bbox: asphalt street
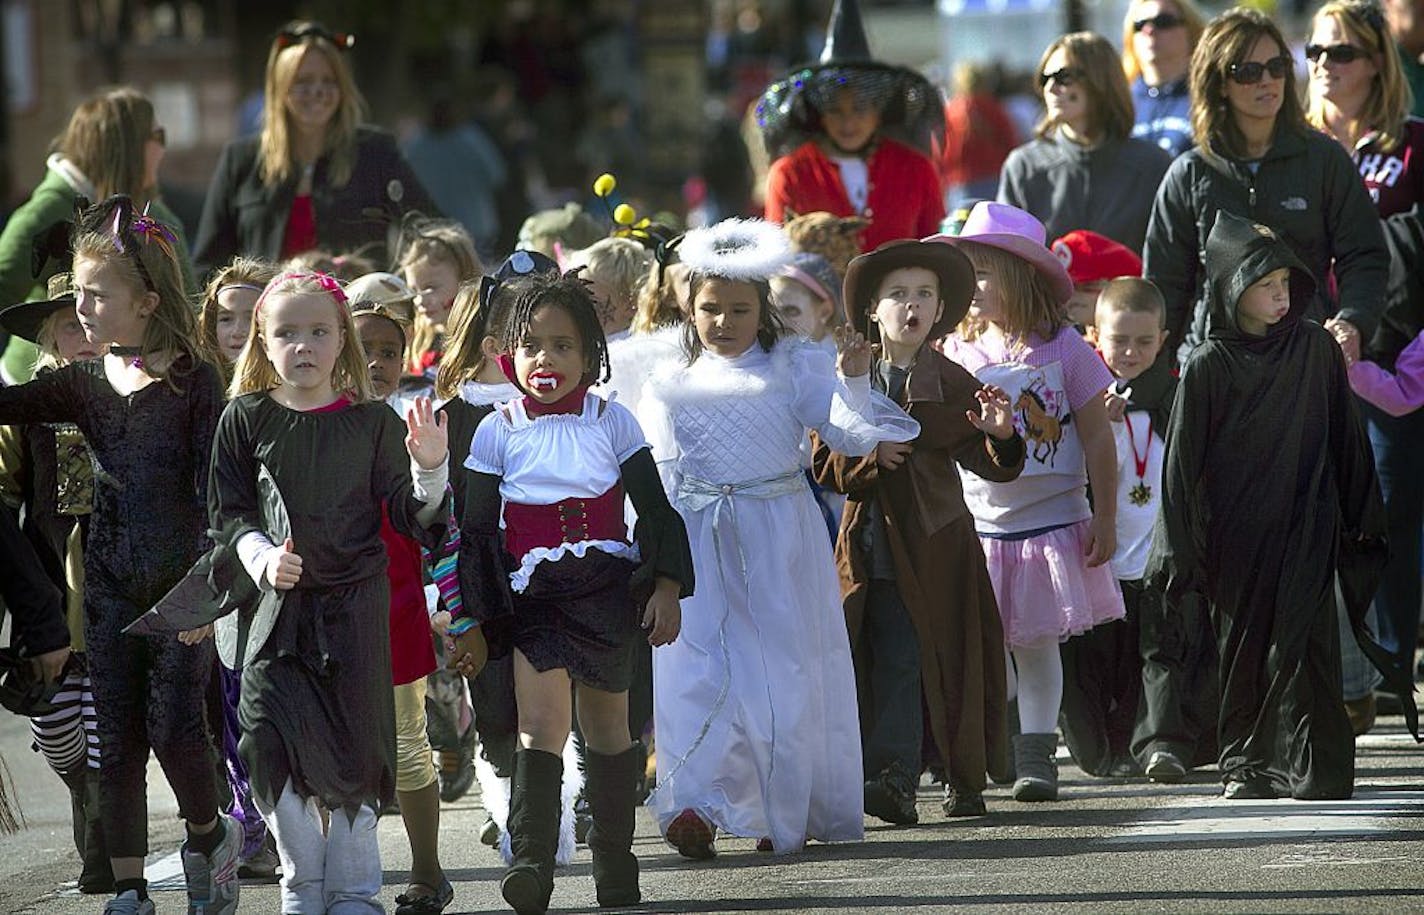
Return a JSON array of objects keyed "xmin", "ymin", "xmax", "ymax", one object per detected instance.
[{"xmin": 0, "ymin": 709, "xmax": 1420, "ymax": 914}]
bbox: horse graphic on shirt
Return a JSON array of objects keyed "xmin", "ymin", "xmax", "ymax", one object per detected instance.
[{"xmin": 1016, "ymin": 382, "xmax": 1071, "ymax": 466}]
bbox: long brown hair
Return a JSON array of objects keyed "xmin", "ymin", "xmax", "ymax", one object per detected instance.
[
  {"xmin": 54, "ymin": 87, "xmax": 158, "ymax": 202},
  {"xmin": 1121, "ymin": 0, "xmax": 1208, "ymax": 84},
  {"xmin": 1305, "ymin": 0, "xmax": 1414, "ymax": 152},
  {"xmin": 1190, "ymin": 8, "xmax": 1307, "ymax": 162},
  {"xmin": 396, "ymin": 218, "xmax": 483, "ymax": 370},
  {"xmin": 198, "ymin": 256, "xmax": 279, "ymax": 372},
  {"xmin": 258, "ymin": 22, "xmax": 366, "ymax": 189},
  {"xmin": 1035, "ymin": 32, "xmax": 1136, "ymax": 143},
  {"xmin": 955, "ymin": 241, "xmax": 1065, "ymax": 343}
]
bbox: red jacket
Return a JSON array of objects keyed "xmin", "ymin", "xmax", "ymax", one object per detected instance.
[
  {"xmin": 939, "ymin": 93, "xmax": 1019, "ymax": 189},
  {"xmin": 765, "ymin": 138, "xmax": 945, "ymax": 251},
  {"xmin": 381, "ymin": 507, "xmax": 437, "ymax": 686}
]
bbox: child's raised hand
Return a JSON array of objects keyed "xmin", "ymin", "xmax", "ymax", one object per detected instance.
[
  {"xmin": 968, "ymin": 384, "xmax": 1015, "ymax": 440},
  {"xmin": 405, "ymin": 396, "xmax": 449, "ymax": 470},
  {"xmin": 1103, "ymin": 388, "xmax": 1128, "ymax": 423},
  {"xmin": 875, "ymin": 440, "xmax": 913, "ymax": 470},
  {"xmin": 266, "ymin": 537, "xmax": 303, "ymax": 590},
  {"xmin": 833, "ymin": 325, "xmax": 872, "ymax": 378},
  {"xmin": 448, "ymin": 627, "xmax": 488, "ymax": 678},
  {"xmin": 643, "ymin": 577, "xmax": 682, "ymax": 647}
]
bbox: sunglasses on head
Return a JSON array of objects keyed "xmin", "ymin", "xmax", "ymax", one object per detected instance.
[
  {"xmin": 1305, "ymin": 43, "xmax": 1370, "ymax": 64},
  {"xmin": 1133, "ymin": 12, "xmax": 1184, "ymax": 32},
  {"xmin": 1227, "ymin": 55, "xmax": 1292, "ymax": 84},
  {"xmin": 1039, "ymin": 67, "xmax": 1084, "ymax": 89},
  {"xmin": 275, "ymin": 24, "xmax": 355, "ymax": 52}
]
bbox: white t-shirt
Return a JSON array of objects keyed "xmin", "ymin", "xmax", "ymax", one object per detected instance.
[{"xmin": 1109, "ymin": 409, "xmax": 1165, "ymax": 581}]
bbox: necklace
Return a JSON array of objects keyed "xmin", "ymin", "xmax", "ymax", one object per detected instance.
[{"xmin": 1125, "ymin": 412, "xmax": 1153, "ymax": 506}]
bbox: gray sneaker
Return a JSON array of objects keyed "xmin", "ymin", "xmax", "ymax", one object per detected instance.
[
  {"xmin": 182, "ymin": 812, "xmax": 242, "ymax": 915},
  {"xmin": 103, "ymin": 890, "xmax": 156, "ymax": 915}
]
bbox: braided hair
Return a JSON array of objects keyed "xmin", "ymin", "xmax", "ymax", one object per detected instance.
[{"xmin": 501, "ymin": 271, "xmax": 612, "ymax": 385}]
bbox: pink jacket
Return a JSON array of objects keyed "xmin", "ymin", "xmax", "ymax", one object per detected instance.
[{"xmin": 1349, "ymin": 331, "xmax": 1424, "ymax": 416}]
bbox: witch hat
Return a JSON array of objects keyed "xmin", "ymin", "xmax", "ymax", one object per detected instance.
[{"xmin": 821, "ymin": 0, "xmax": 872, "ymax": 63}]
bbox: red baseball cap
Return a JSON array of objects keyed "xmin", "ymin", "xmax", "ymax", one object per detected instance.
[{"xmin": 1050, "ymin": 230, "xmax": 1143, "ymax": 285}]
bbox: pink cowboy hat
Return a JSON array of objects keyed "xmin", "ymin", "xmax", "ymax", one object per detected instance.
[{"xmin": 925, "ymin": 201, "xmax": 1075, "ymax": 306}]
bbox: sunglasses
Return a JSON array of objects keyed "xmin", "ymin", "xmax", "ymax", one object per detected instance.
[
  {"xmin": 1227, "ymin": 55, "xmax": 1292, "ymax": 84},
  {"xmin": 1305, "ymin": 43, "xmax": 1371, "ymax": 65},
  {"xmin": 1039, "ymin": 67, "xmax": 1084, "ymax": 88},
  {"xmin": 150, "ymin": 126, "xmax": 166, "ymax": 147},
  {"xmin": 275, "ymin": 24, "xmax": 355, "ymax": 51},
  {"xmin": 1133, "ymin": 13, "xmax": 1184, "ymax": 32}
]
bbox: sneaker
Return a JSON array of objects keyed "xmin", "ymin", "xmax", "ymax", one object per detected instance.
[
  {"xmin": 237, "ymin": 833, "xmax": 280, "ymax": 881},
  {"xmin": 1222, "ymin": 775, "xmax": 1275, "ymax": 800},
  {"xmin": 479, "ymin": 813, "xmax": 501, "ymax": 847},
  {"xmin": 103, "ymin": 891, "xmax": 156, "ymax": 915},
  {"xmin": 666, "ymin": 808, "xmax": 716, "ymax": 859},
  {"xmin": 1145, "ymin": 750, "xmax": 1186, "ymax": 784},
  {"xmin": 863, "ymin": 763, "xmax": 919, "ymax": 825},
  {"xmin": 182, "ymin": 812, "xmax": 241, "ymax": 915},
  {"xmin": 1108, "ymin": 755, "xmax": 1144, "ymax": 779},
  {"xmin": 941, "ymin": 785, "xmax": 987, "ymax": 817}
]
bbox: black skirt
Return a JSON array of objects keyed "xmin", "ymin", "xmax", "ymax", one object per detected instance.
[{"xmin": 512, "ymin": 550, "xmax": 641, "ymax": 692}]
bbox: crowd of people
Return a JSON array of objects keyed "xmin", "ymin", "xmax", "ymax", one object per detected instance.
[{"xmin": 0, "ymin": 0, "xmax": 1422, "ymax": 913}]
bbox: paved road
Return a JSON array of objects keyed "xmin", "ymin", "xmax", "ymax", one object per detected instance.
[{"xmin": 1, "ymin": 709, "xmax": 1421, "ymax": 914}]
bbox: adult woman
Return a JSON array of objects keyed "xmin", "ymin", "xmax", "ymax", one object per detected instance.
[
  {"xmin": 1121, "ymin": 0, "xmax": 1207, "ymax": 157},
  {"xmin": 1143, "ymin": 7, "xmax": 1389, "ymax": 363},
  {"xmin": 193, "ymin": 21, "xmax": 436, "ymax": 276},
  {"xmin": 0, "ymin": 88, "xmax": 191, "ymax": 386},
  {"xmin": 997, "ymin": 32, "xmax": 1172, "ymax": 253},
  {"xmin": 1305, "ymin": 0, "xmax": 1424, "ymax": 728}
]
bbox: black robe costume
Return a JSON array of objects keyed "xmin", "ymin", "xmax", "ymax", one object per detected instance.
[
  {"xmin": 1146, "ymin": 211, "xmax": 1415, "ymax": 801},
  {"xmin": 208, "ymin": 393, "xmax": 447, "ymax": 817}
]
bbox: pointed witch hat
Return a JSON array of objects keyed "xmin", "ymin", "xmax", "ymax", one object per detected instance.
[{"xmin": 755, "ymin": 0, "xmax": 943, "ymax": 160}]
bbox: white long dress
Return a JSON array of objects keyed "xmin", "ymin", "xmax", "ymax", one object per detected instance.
[{"xmin": 641, "ymin": 338, "xmax": 918, "ymax": 853}]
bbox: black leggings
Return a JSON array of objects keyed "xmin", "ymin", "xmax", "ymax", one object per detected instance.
[{"xmin": 84, "ymin": 572, "xmax": 220, "ymax": 857}]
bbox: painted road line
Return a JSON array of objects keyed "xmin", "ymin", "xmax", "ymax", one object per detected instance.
[{"xmin": 1105, "ymin": 789, "xmax": 1423, "ymax": 844}]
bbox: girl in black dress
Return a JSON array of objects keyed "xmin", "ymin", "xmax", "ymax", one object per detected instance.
[
  {"xmin": 0, "ymin": 197, "xmax": 237, "ymax": 915},
  {"xmin": 211, "ymin": 270, "xmax": 449, "ymax": 913}
]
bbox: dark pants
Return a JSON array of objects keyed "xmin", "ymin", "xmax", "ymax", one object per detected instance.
[
  {"xmin": 1362, "ymin": 403, "xmax": 1424, "ymax": 672},
  {"xmin": 857, "ymin": 579, "xmax": 923, "ymax": 778},
  {"xmin": 1060, "ymin": 585, "xmax": 1143, "ymax": 776},
  {"xmin": 85, "ymin": 573, "xmax": 220, "ymax": 857},
  {"xmin": 1131, "ymin": 582, "xmax": 1219, "ymax": 769}
]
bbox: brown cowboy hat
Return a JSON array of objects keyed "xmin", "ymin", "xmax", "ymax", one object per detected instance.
[{"xmin": 842, "ymin": 239, "xmax": 975, "ymax": 343}]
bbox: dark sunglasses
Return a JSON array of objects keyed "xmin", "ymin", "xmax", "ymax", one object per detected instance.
[
  {"xmin": 275, "ymin": 24, "xmax": 355, "ymax": 51},
  {"xmin": 1133, "ymin": 13, "xmax": 1184, "ymax": 32},
  {"xmin": 1305, "ymin": 43, "xmax": 1370, "ymax": 64},
  {"xmin": 1039, "ymin": 67, "xmax": 1084, "ymax": 88},
  {"xmin": 150, "ymin": 126, "xmax": 166, "ymax": 147},
  {"xmin": 1227, "ymin": 55, "xmax": 1292, "ymax": 84}
]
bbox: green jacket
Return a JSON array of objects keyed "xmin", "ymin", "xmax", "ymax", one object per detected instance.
[{"xmin": 0, "ymin": 167, "xmax": 196, "ymax": 383}]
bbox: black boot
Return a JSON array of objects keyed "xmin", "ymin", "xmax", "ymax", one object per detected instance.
[
  {"xmin": 60, "ymin": 767, "xmax": 114, "ymax": 894},
  {"xmin": 501, "ymin": 749, "xmax": 563, "ymax": 915},
  {"xmin": 584, "ymin": 743, "xmax": 644, "ymax": 908}
]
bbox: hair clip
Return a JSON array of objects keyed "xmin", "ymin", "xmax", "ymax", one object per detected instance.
[
  {"xmin": 275, "ymin": 23, "xmax": 355, "ymax": 52},
  {"xmin": 256, "ymin": 270, "xmax": 350, "ymax": 316}
]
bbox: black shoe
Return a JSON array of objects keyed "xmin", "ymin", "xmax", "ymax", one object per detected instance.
[
  {"xmin": 394, "ymin": 878, "xmax": 454, "ymax": 915},
  {"xmin": 573, "ymin": 788, "xmax": 592, "ymax": 846},
  {"xmin": 502, "ymin": 749, "xmax": 563, "ymax": 915},
  {"xmin": 584, "ymin": 743, "xmax": 644, "ymax": 908},
  {"xmin": 941, "ymin": 785, "xmax": 987, "ymax": 817},
  {"xmin": 1222, "ymin": 776, "xmax": 1275, "ymax": 799},
  {"xmin": 863, "ymin": 762, "xmax": 919, "ymax": 825},
  {"xmin": 1108, "ymin": 755, "xmax": 1143, "ymax": 779},
  {"xmin": 1145, "ymin": 750, "xmax": 1186, "ymax": 784}
]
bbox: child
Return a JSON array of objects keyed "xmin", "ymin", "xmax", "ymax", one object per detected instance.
[
  {"xmin": 212, "ymin": 271, "xmax": 450, "ymax": 911},
  {"xmin": 1049, "ymin": 230, "xmax": 1143, "ymax": 333},
  {"xmin": 934, "ymin": 201, "xmax": 1124, "ymax": 802},
  {"xmin": 351, "ymin": 294, "xmax": 456, "ymax": 915},
  {"xmin": 1334, "ymin": 322, "xmax": 1424, "ymax": 417},
  {"xmin": 0, "ymin": 271, "xmax": 109, "ymax": 892},
  {"xmin": 771, "ymin": 251, "xmax": 844, "ymax": 346},
  {"xmin": 1148, "ymin": 212, "xmax": 1400, "ymax": 800},
  {"xmin": 198, "ymin": 256, "xmax": 279, "ymax": 371},
  {"xmin": 818, "ymin": 239, "xmax": 1024, "ymax": 822},
  {"xmin": 570, "ymin": 237, "xmax": 650, "ymax": 342},
  {"xmin": 0, "ymin": 197, "xmax": 238, "ymax": 914},
  {"xmin": 1056, "ymin": 278, "xmax": 1176, "ymax": 779},
  {"xmin": 397, "ymin": 217, "xmax": 484, "ymax": 380},
  {"xmin": 640, "ymin": 218, "xmax": 918, "ymax": 856},
  {"xmin": 445, "ymin": 271, "xmax": 692, "ymax": 914}
]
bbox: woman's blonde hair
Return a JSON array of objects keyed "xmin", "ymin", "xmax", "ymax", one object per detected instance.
[
  {"xmin": 1121, "ymin": 0, "xmax": 1208, "ymax": 84},
  {"xmin": 72, "ymin": 205, "xmax": 208, "ymax": 389},
  {"xmin": 1305, "ymin": 0, "xmax": 1414, "ymax": 152},
  {"xmin": 1035, "ymin": 32, "xmax": 1136, "ymax": 143},
  {"xmin": 228, "ymin": 272, "xmax": 373, "ymax": 402},
  {"xmin": 1190, "ymin": 8, "xmax": 1307, "ymax": 162},
  {"xmin": 259, "ymin": 23, "xmax": 366, "ymax": 189},
  {"xmin": 397, "ymin": 219, "xmax": 483, "ymax": 367},
  {"xmin": 198, "ymin": 256, "xmax": 280, "ymax": 368},
  {"xmin": 54, "ymin": 87, "xmax": 159, "ymax": 202},
  {"xmin": 955, "ymin": 241, "xmax": 1065, "ymax": 342}
]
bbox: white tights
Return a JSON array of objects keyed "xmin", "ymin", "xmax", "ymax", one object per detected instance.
[
  {"xmin": 1005, "ymin": 640, "xmax": 1063, "ymax": 735},
  {"xmin": 254, "ymin": 780, "xmax": 383, "ymax": 914}
]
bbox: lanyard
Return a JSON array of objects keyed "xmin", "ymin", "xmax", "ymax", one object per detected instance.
[{"xmin": 1125, "ymin": 413, "xmax": 1152, "ymax": 481}]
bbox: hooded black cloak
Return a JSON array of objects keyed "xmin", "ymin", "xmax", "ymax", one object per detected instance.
[{"xmin": 1146, "ymin": 211, "xmax": 1417, "ymax": 800}]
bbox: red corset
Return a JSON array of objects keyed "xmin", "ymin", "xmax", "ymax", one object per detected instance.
[{"xmin": 502, "ymin": 484, "xmax": 628, "ymax": 560}]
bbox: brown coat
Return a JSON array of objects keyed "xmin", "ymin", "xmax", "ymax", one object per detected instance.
[{"xmin": 813, "ymin": 350, "xmax": 1024, "ymax": 790}]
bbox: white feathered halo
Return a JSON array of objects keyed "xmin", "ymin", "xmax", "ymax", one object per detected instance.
[{"xmin": 678, "ymin": 218, "xmax": 792, "ymax": 282}]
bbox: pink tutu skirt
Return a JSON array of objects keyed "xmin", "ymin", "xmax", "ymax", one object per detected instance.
[{"xmin": 980, "ymin": 519, "xmax": 1125, "ymax": 649}]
